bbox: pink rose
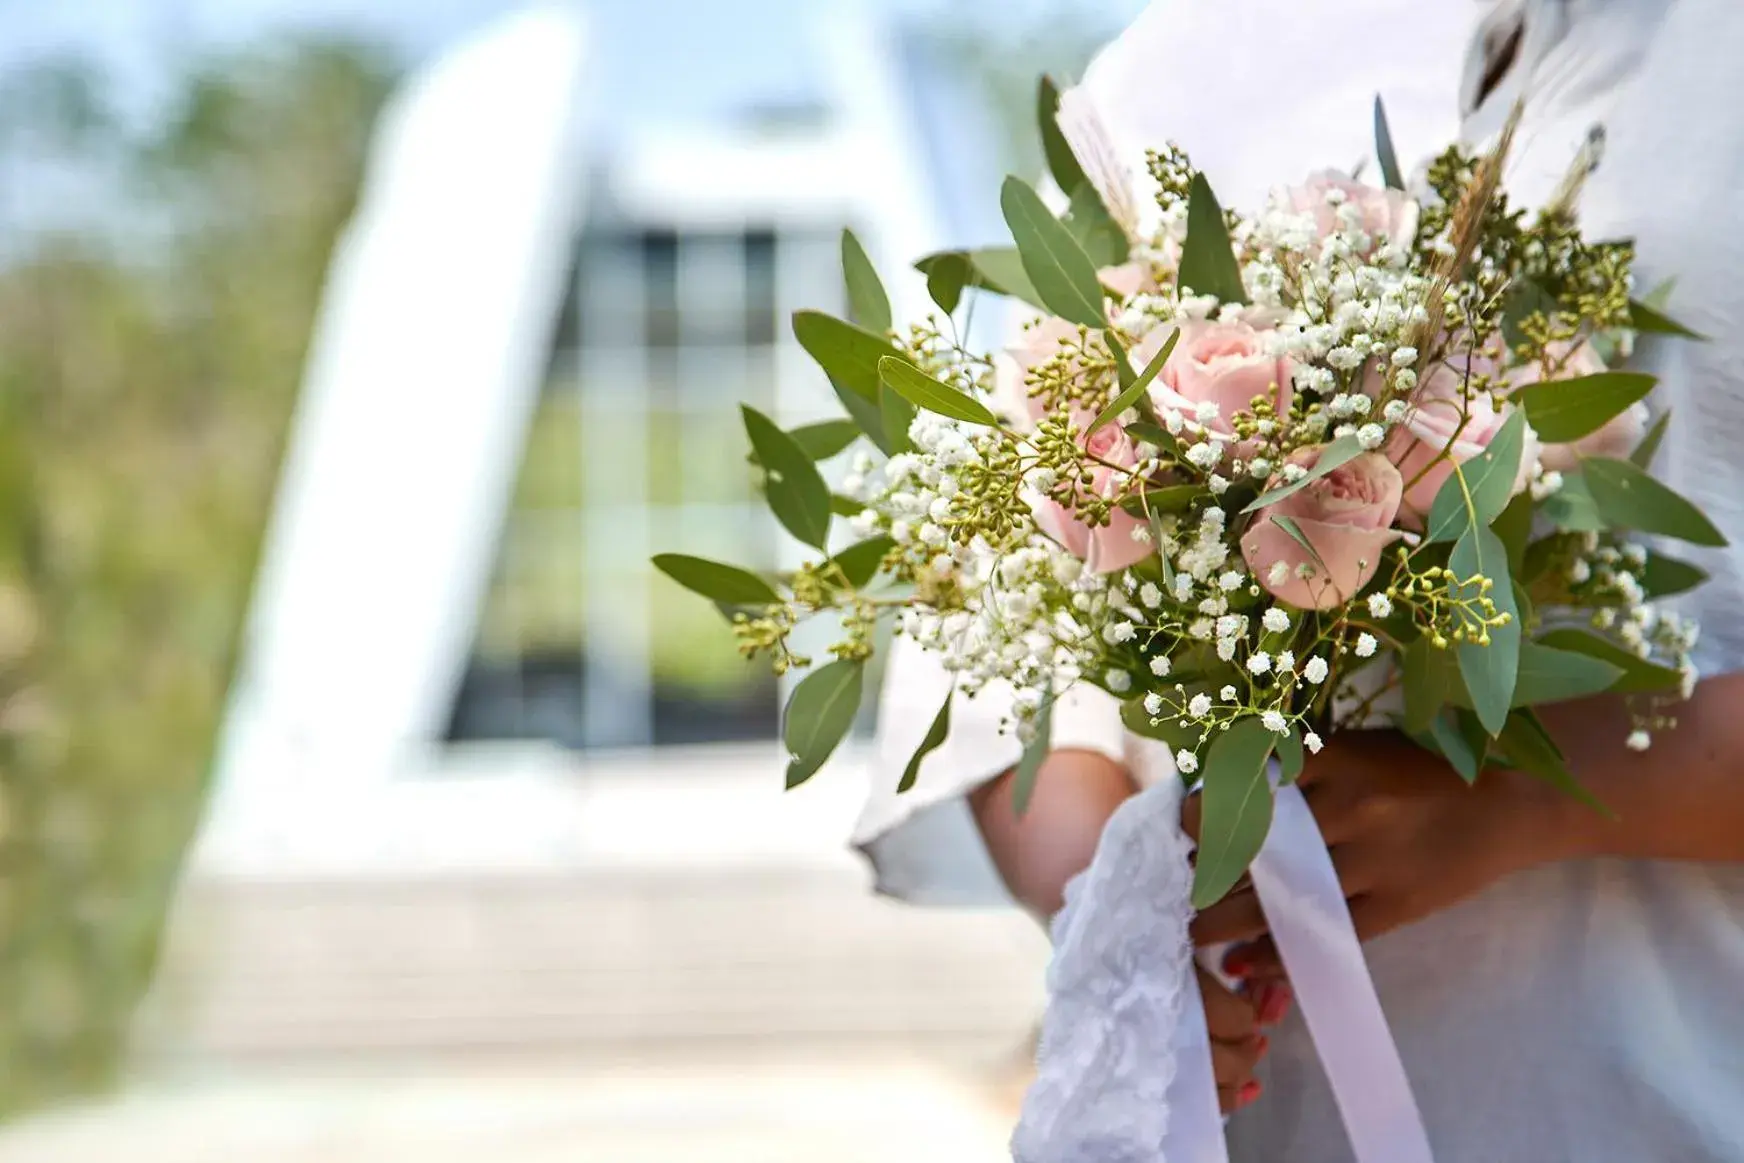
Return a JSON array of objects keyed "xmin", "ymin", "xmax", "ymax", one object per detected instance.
[
  {"xmin": 1507, "ymin": 342, "xmax": 1646, "ymax": 471},
  {"xmin": 1386, "ymin": 353, "xmax": 1539, "ymax": 525},
  {"xmin": 1036, "ymin": 421, "xmax": 1151, "ymax": 574},
  {"xmin": 1241, "ymin": 449, "xmax": 1404, "ymax": 611},
  {"xmin": 1146, "ymin": 320, "xmax": 1293, "ymax": 442},
  {"xmin": 1282, "ymin": 170, "xmax": 1420, "ymax": 250},
  {"xmin": 1099, "ymin": 261, "xmax": 1158, "ymax": 300}
]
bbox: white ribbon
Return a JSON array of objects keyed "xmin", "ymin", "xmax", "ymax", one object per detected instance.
[{"xmin": 1164, "ymin": 778, "xmax": 1434, "ymax": 1163}]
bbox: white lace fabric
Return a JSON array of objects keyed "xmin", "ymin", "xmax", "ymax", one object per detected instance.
[{"xmin": 1013, "ymin": 779, "xmax": 1197, "ymax": 1163}]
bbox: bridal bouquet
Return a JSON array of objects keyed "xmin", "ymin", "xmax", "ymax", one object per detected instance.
[{"xmin": 657, "ymin": 89, "xmax": 1715, "ymax": 908}]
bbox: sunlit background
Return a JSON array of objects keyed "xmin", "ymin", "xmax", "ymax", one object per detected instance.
[{"xmin": 0, "ymin": 0, "xmax": 1144, "ymax": 1159}]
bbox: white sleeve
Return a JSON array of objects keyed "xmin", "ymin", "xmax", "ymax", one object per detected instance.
[{"xmin": 851, "ymin": 634, "xmax": 1127, "ymax": 849}]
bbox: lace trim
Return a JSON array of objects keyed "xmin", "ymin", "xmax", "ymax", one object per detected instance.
[{"xmin": 1012, "ymin": 779, "xmax": 1196, "ymax": 1163}]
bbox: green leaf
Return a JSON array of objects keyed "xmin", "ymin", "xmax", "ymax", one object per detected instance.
[
  {"xmin": 1191, "ymin": 717, "xmax": 1277, "ymax": 908},
  {"xmin": 1428, "ymin": 709, "xmax": 1482, "ymax": 782},
  {"xmin": 653, "ymin": 553, "xmax": 780, "ymax": 606},
  {"xmin": 1501, "ymin": 278, "xmax": 1558, "ymax": 351},
  {"xmin": 1542, "ymin": 470, "xmax": 1606, "ymax": 532},
  {"xmin": 748, "ymin": 419, "xmax": 860, "ymax": 471},
  {"xmin": 1629, "ymin": 298, "xmax": 1705, "ymax": 340},
  {"xmin": 830, "ymin": 494, "xmax": 866, "ymax": 518},
  {"xmin": 1269, "ymin": 513, "xmax": 1332, "ymax": 578},
  {"xmin": 791, "ymin": 309, "xmax": 900, "ymax": 401},
  {"xmin": 1497, "ymin": 710, "xmax": 1613, "ymax": 817},
  {"xmin": 916, "ymin": 250, "xmax": 972, "ymax": 315},
  {"xmin": 1402, "ymin": 637, "xmax": 1461, "ymax": 735},
  {"xmin": 897, "ymin": 693, "xmax": 951, "ymax": 793},
  {"xmin": 1011, "ymin": 695, "xmax": 1054, "ymax": 818},
  {"xmin": 1451, "ymin": 524, "xmax": 1519, "ymax": 735},
  {"xmin": 1514, "ymin": 371, "xmax": 1656, "ymax": 444},
  {"xmin": 833, "ymin": 380, "xmax": 893, "ymax": 453},
  {"xmin": 1120, "ymin": 484, "xmax": 1198, "ymax": 517},
  {"xmin": 1639, "ymin": 551, "xmax": 1708, "ymax": 599},
  {"xmin": 743, "ymin": 405, "xmax": 832, "ymax": 550},
  {"xmin": 1091, "ymin": 328, "xmax": 1178, "ymax": 434},
  {"xmin": 1584, "ymin": 456, "xmax": 1727, "ymax": 547},
  {"xmin": 1493, "ymin": 489, "xmax": 1534, "ymax": 577},
  {"xmin": 1177, "ymin": 173, "xmax": 1248, "ymax": 306},
  {"xmin": 1242, "ymin": 433, "xmax": 1365, "ymax": 513},
  {"xmin": 1066, "ymin": 182, "xmax": 1129, "ymax": 268},
  {"xmin": 1037, "ymin": 75, "xmax": 1089, "ymax": 200},
  {"xmin": 1536, "ymin": 628, "xmax": 1683, "ymax": 695},
  {"xmin": 1373, "ymin": 95, "xmax": 1404, "ymax": 191},
  {"xmin": 1512, "ymin": 641, "xmax": 1624, "ymax": 705},
  {"xmin": 1275, "ymin": 728, "xmax": 1305, "ymax": 784},
  {"xmin": 1424, "ymin": 409, "xmax": 1528, "ymax": 544},
  {"xmin": 783, "ymin": 659, "xmax": 865, "ymax": 789},
  {"xmin": 840, "ymin": 228, "xmax": 891, "ymax": 334},
  {"xmin": 1631, "ymin": 409, "xmax": 1670, "ymax": 469},
  {"xmin": 880, "ymin": 384, "xmax": 915, "ymax": 453},
  {"xmin": 1000, "ymin": 176, "xmax": 1109, "ymax": 328},
  {"xmin": 829, "ymin": 536, "xmax": 895, "ymax": 589},
  {"xmin": 964, "ymin": 247, "xmax": 1046, "ymax": 309},
  {"xmin": 878, "ymin": 357, "xmax": 999, "ymax": 426}
]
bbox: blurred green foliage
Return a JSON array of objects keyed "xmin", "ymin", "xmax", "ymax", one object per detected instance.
[{"xmin": 0, "ymin": 38, "xmax": 398, "ymax": 1118}]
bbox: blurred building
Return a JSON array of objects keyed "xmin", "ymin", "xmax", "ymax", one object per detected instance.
[{"xmin": 153, "ymin": 0, "xmax": 1047, "ymax": 1095}]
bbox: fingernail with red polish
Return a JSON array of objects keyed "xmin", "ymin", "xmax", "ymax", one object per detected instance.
[
  {"xmin": 1237, "ymin": 1080, "xmax": 1263, "ymax": 1108},
  {"xmin": 1222, "ymin": 948, "xmax": 1252, "ymax": 978},
  {"xmin": 1261, "ymin": 985, "xmax": 1293, "ymax": 1026}
]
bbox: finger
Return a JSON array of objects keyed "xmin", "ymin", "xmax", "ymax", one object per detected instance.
[
  {"xmin": 1197, "ymin": 965, "xmax": 1258, "ymax": 1041},
  {"xmin": 1181, "ymin": 792, "xmax": 1201, "ymax": 842},
  {"xmin": 1210, "ymin": 1033, "xmax": 1267, "ymax": 1091},
  {"xmin": 1219, "ymin": 1079, "xmax": 1264, "ymax": 1115},
  {"xmin": 1191, "ymin": 886, "xmax": 1269, "ymax": 948}
]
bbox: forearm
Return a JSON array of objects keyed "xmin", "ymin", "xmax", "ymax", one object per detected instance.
[
  {"xmin": 970, "ymin": 749, "xmax": 1136, "ymax": 921},
  {"xmin": 1538, "ymin": 673, "xmax": 1744, "ymax": 865}
]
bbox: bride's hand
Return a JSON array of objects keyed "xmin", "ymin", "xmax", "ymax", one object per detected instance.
[
  {"xmin": 1201, "ymin": 965, "xmax": 1279, "ymax": 1113},
  {"xmin": 1184, "ymin": 729, "xmax": 1581, "ymax": 982}
]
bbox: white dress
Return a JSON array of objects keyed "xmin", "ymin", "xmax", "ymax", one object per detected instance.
[
  {"xmin": 853, "ymin": 0, "xmax": 1481, "ymax": 906},
  {"xmin": 863, "ymin": 2, "xmax": 1744, "ymax": 1160}
]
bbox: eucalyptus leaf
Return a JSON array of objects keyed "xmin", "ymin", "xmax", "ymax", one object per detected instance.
[
  {"xmin": 783, "ymin": 659, "xmax": 865, "ymax": 789},
  {"xmin": 840, "ymin": 228, "xmax": 891, "ymax": 334},
  {"xmin": 1066, "ymin": 182, "xmax": 1129, "ymax": 268},
  {"xmin": 1275, "ymin": 728, "xmax": 1305, "ymax": 784},
  {"xmin": 897, "ymin": 693, "xmax": 952, "ymax": 793},
  {"xmin": 829, "ymin": 536, "xmax": 895, "ymax": 589},
  {"xmin": 916, "ymin": 250, "xmax": 972, "ymax": 315},
  {"xmin": 1191, "ymin": 717, "xmax": 1277, "ymax": 908},
  {"xmin": 833, "ymin": 380, "xmax": 893, "ymax": 453},
  {"xmin": 1536, "ymin": 628, "xmax": 1683, "ymax": 695},
  {"xmin": 1638, "ymin": 551, "xmax": 1708, "ymax": 599},
  {"xmin": 1511, "ymin": 641, "xmax": 1624, "ymax": 705},
  {"xmin": 1424, "ymin": 409, "xmax": 1528, "ymax": 544},
  {"xmin": 878, "ymin": 357, "xmax": 999, "ymax": 426},
  {"xmin": 791, "ymin": 309, "xmax": 900, "ymax": 401},
  {"xmin": 1428, "ymin": 709, "xmax": 1481, "ymax": 782},
  {"xmin": 743, "ymin": 405, "xmax": 832, "ymax": 550},
  {"xmin": 1451, "ymin": 524, "xmax": 1519, "ymax": 735},
  {"xmin": 1542, "ymin": 470, "xmax": 1606, "ymax": 532},
  {"xmin": 1629, "ymin": 298, "xmax": 1705, "ymax": 340},
  {"xmin": 1403, "ymin": 637, "xmax": 1461, "ymax": 735},
  {"xmin": 880, "ymin": 384, "xmax": 915, "ymax": 453},
  {"xmin": 1497, "ymin": 709, "xmax": 1612, "ymax": 816},
  {"xmin": 747, "ymin": 419, "xmax": 860, "ymax": 470},
  {"xmin": 1514, "ymin": 371, "xmax": 1655, "ymax": 444},
  {"xmin": 1001, "ymin": 175, "xmax": 1109, "ymax": 328},
  {"xmin": 1584, "ymin": 456, "xmax": 1727, "ymax": 547},
  {"xmin": 1177, "ymin": 173, "xmax": 1248, "ymax": 306},
  {"xmin": 653, "ymin": 553, "xmax": 780, "ymax": 606},
  {"xmin": 966, "ymin": 247, "xmax": 1046, "ymax": 309},
  {"xmin": 1493, "ymin": 489, "xmax": 1534, "ymax": 577},
  {"xmin": 1090, "ymin": 328, "xmax": 1178, "ymax": 434},
  {"xmin": 1373, "ymin": 95, "xmax": 1404, "ymax": 190},
  {"xmin": 1120, "ymin": 484, "xmax": 1199, "ymax": 517},
  {"xmin": 1631, "ymin": 409, "xmax": 1670, "ymax": 469},
  {"xmin": 1242, "ymin": 433, "xmax": 1365, "ymax": 513},
  {"xmin": 1037, "ymin": 75, "xmax": 1089, "ymax": 199},
  {"xmin": 1011, "ymin": 695, "xmax": 1054, "ymax": 818}
]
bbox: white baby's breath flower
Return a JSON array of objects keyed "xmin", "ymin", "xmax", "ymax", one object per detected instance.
[
  {"xmin": 1366, "ymin": 593, "xmax": 1393, "ymax": 619},
  {"xmin": 1280, "ymin": 463, "xmax": 1308, "ymax": 484},
  {"xmin": 1186, "ymin": 442, "xmax": 1222, "ymax": 470},
  {"xmin": 1357, "ymin": 423, "xmax": 1386, "ymax": 450},
  {"xmin": 1195, "ymin": 400, "xmax": 1222, "ymax": 425},
  {"xmin": 1106, "ymin": 669, "xmax": 1132, "ymax": 693},
  {"xmin": 1391, "ymin": 346, "xmax": 1419, "ymax": 368},
  {"xmin": 1219, "ymin": 571, "xmax": 1245, "ymax": 592},
  {"xmin": 1140, "ymin": 583, "xmax": 1164, "ymax": 609},
  {"xmin": 1150, "ymin": 655, "xmax": 1172, "ymax": 677},
  {"xmin": 1209, "ymin": 474, "xmax": 1231, "ymax": 495},
  {"xmin": 1262, "ymin": 608, "xmax": 1291, "ymax": 634},
  {"xmin": 1143, "ymin": 692, "xmax": 1165, "ymax": 717},
  {"xmin": 1304, "ymin": 731, "xmax": 1324, "ymax": 754},
  {"xmin": 1103, "ymin": 621, "xmax": 1137, "ymax": 645},
  {"xmin": 1247, "ymin": 652, "xmax": 1273, "ymax": 675},
  {"xmin": 1262, "ymin": 709, "xmax": 1288, "ymax": 734},
  {"xmin": 1355, "ymin": 633, "xmax": 1378, "ymax": 658},
  {"xmin": 1220, "ymin": 684, "xmax": 1238, "ymax": 701},
  {"xmin": 1275, "ymin": 650, "xmax": 1294, "ymax": 674},
  {"xmin": 1248, "ymin": 457, "xmax": 1273, "ymax": 479},
  {"xmin": 1216, "ymin": 637, "xmax": 1239, "ymax": 662},
  {"xmin": 1176, "ymin": 749, "xmax": 1200, "ymax": 775},
  {"xmin": 1382, "ymin": 399, "xmax": 1409, "ymax": 423},
  {"xmin": 1568, "ymin": 558, "xmax": 1593, "ymax": 585},
  {"xmin": 1626, "ymin": 729, "xmax": 1652, "ymax": 752},
  {"xmin": 1188, "ymin": 693, "xmax": 1213, "ymax": 719},
  {"xmin": 1267, "ymin": 561, "xmax": 1291, "ymax": 585}
]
